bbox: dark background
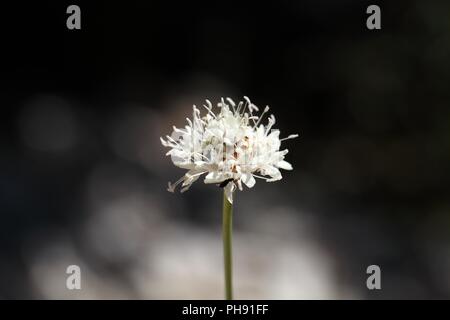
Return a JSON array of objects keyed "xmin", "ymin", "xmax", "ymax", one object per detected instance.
[{"xmin": 1, "ymin": 0, "xmax": 450, "ymax": 299}]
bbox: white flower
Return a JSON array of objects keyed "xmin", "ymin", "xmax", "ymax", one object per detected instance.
[{"xmin": 161, "ymin": 97, "xmax": 298, "ymax": 203}]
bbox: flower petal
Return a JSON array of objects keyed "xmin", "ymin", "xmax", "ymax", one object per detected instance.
[
  {"xmin": 204, "ymin": 171, "xmax": 228, "ymax": 184},
  {"xmin": 277, "ymin": 160, "xmax": 293, "ymax": 170},
  {"xmin": 241, "ymin": 173, "xmax": 256, "ymax": 188}
]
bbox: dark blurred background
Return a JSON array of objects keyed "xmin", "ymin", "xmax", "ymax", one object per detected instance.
[{"xmin": 1, "ymin": 0, "xmax": 450, "ymax": 299}]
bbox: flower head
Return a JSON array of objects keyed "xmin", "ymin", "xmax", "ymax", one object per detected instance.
[{"xmin": 160, "ymin": 97, "xmax": 298, "ymax": 203}]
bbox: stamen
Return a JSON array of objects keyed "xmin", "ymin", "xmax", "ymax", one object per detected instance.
[
  {"xmin": 166, "ymin": 135, "xmax": 181, "ymax": 147},
  {"xmin": 173, "ymin": 126, "xmax": 188, "ymax": 134},
  {"xmin": 254, "ymin": 105, "xmax": 270, "ymax": 128},
  {"xmin": 185, "ymin": 171, "xmax": 207, "ymax": 179},
  {"xmin": 241, "ymin": 98, "xmax": 249, "ymax": 115},
  {"xmin": 251, "ymin": 174, "xmax": 269, "ymax": 180},
  {"xmin": 243, "ymin": 97, "xmax": 257, "ymax": 126},
  {"xmin": 167, "ymin": 175, "xmax": 185, "ymax": 192},
  {"xmin": 243, "ymin": 96, "xmax": 251, "ymax": 111},
  {"xmin": 226, "ymin": 97, "xmax": 236, "ymax": 107},
  {"xmin": 236, "ymin": 101, "xmax": 244, "ymax": 114},
  {"xmin": 223, "ymin": 97, "xmax": 236, "ymax": 113},
  {"xmin": 265, "ymin": 114, "xmax": 276, "ymax": 134},
  {"xmin": 280, "ymin": 134, "xmax": 299, "ymax": 141},
  {"xmin": 202, "ymin": 104, "xmax": 217, "ymax": 118}
]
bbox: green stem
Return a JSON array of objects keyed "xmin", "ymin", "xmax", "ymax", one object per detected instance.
[{"xmin": 222, "ymin": 191, "xmax": 233, "ymax": 300}]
